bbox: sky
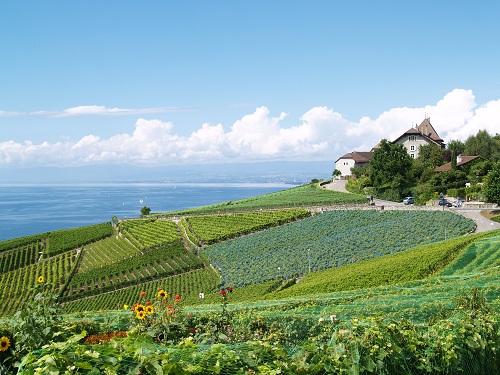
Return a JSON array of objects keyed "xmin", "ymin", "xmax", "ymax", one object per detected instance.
[{"xmin": 1, "ymin": 1, "xmax": 499, "ymax": 170}]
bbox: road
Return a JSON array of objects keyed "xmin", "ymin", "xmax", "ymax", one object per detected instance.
[{"xmin": 324, "ymin": 179, "xmax": 500, "ymax": 233}]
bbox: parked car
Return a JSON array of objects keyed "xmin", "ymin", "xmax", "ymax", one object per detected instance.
[
  {"xmin": 403, "ymin": 196, "xmax": 414, "ymax": 205},
  {"xmin": 438, "ymin": 199, "xmax": 452, "ymax": 207}
]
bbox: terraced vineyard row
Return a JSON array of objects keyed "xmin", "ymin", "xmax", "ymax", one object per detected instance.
[
  {"xmin": 0, "ymin": 251, "xmax": 75, "ymax": 316},
  {"xmin": 62, "ymin": 240, "xmax": 203, "ymax": 301},
  {"xmin": 440, "ymin": 234, "xmax": 500, "ymax": 276},
  {"xmin": 62, "ymin": 268, "xmax": 220, "ymax": 313},
  {"xmin": 162, "ymin": 183, "xmax": 367, "ymax": 215},
  {"xmin": 120, "ymin": 219, "xmax": 180, "ymax": 250},
  {"xmin": 0, "ymin": 233, "xmax": 46, "ymax": 253},
  {"xmin": 78, "ymin": 235, "xmax": 140, "ymax": 272},
  {"xmin": 0, "ymin": 241, "xmax": 44, "ymax": 273},
  {"xmin": 202, "ymin": 210, "xmax": 476, "ymax": 287},
  {"xmin": 183, "ymin": 209, "xmax": 310, "ymax": 245},
  {"xmin": 46, "ymin": 223, "xmax": 114, "ymax": 255}
]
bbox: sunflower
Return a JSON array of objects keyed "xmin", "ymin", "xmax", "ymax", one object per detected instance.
[
  {"xmin": 136, "ymin": 311, "xmax": 146, "ymax": 320},
  {"xmin": 0, "ymin": 336, "xmax": 10, "ymax": 352},
  {"xmin": 135, "ymin": 304, "xmax": 145, "ymax": 313},
  {"xmin": 37, "ymin": 275, "xmax": 45, "ymax": 283},
  {"xmin": 145, "ymin": 305, "xmax": 154, "ymax": 315},
  {"xmin": 157, "ymin": 289, "xmax": 168, "ymax": 299}
]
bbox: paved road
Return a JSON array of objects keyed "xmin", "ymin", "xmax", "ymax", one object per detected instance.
[{"xmin": 324, "ymin": 179, "xmax": 500, "ymax": 233}]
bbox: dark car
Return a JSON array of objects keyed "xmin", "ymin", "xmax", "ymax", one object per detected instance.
[{"xmin": 438, "ymin": 199, "xmax": 452, "ymax": 207}]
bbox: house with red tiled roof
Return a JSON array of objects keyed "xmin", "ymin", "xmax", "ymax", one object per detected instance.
[
  {"xmin": 335, "ymin": 151, "xmax": 373, "ymax": 177},
  {"xmin": 335, "ymin": 117, "xmax": 446, "ymax": 177},
  {"xmin": 392, "ymin": 117, "xmax": 445, "ymax": 159},
  {"xmin": 435, "ymin": 154, "xmax": 480, "ymax": 172}
]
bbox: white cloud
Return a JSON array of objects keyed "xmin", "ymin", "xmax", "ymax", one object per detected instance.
[
  {"xmin": 0, "ymin": 105, "xmax": 194, "ymax": 118},
  {"xmin": 0, "ymin": 89, "xmax": 499, "ymax": 167}
]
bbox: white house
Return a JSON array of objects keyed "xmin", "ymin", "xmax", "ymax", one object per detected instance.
[
  {"xmin": 392, "ymin": 117, "xmax": 445, "ymax": 159},
  {"xmin": 335, "ymin": 151, "xmax": 373, "ymax": 177},
  {"xmin": 334, "ymin": 117, "xmax": 445, "ymax": 177}
]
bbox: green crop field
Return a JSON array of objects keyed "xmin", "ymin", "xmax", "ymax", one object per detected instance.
[
  {"xmin": 1, "ymin": 183, "xmax": 499, "ymax": 375},
  {"xmin": 156, "ymin": 183, "xmax": 367, "ymax": 215}
]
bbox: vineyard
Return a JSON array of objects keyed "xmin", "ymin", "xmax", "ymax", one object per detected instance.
[
  {"xmin": 202, "ymin": 210, "xmax": 476, "ymax": 287},
  {"xmin": 0, "ymin": 207, "xmax": 319, "ymax": 317},
  {"xmin": 2, "ymin": 182, "xmax": 500, "ymax": 374},
  {"xmin": 159, "ymin": 183, "xmax": 367, "ymax": 215},
  {"xmin": 182, "ymin": 208, "xmax": 310, "ymax": 245}
]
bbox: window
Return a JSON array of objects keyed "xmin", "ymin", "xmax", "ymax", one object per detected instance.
[
  {"xmin": 410, "ymin": 145, "xmax": 415, "ymax": 151},
  {"xmin": 409, "ymin": 135, "xmax": 416, "ymax": 141},
  {"xmin": 410, "ymin": 153, "xmax": 415, "ymax": 158}
]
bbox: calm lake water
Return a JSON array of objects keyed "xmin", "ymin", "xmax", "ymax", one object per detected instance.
[{"xmin": 0, "ymin": 183, "xmax": 293, "ymax": 241}]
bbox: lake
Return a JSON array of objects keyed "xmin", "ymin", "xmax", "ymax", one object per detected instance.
[{"xmin": 0, "ymin": 183, "xmax": 294, "ymax": 241}]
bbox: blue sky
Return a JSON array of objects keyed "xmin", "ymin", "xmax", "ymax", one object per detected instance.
[{"xmin": 1, "ymin": 1, "xmax": 499, "ymax": 168}]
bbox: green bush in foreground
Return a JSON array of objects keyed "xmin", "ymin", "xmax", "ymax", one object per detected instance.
[{"xmin": 2, "ymin": 279, "xmax": 499, "ymax": 374}]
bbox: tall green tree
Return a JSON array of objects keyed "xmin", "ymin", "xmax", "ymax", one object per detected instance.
[
  {"xmin": 483, "ymin": 162, "xmax": 500, "ymax": 204},
  {"xmin": 464, "ymin": 130, "xmax": 500, "ymax": 161},
  {"xmin": 411, "ymin": 144, "xmax": 444, "ymax": 182},
  {"xmin": 369, "ymin": 139, "xmax": 413, "ymax": 200}
]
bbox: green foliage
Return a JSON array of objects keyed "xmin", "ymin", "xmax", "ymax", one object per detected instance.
[
  {"xmin": 411, "ymin": 143, "xmax": 445, "ymax": 181},
  {"xmin": 159, "ymin": 183, "xmax": 366, "ymax": 215},
  {"xmin": 369, "ymin": 139, "xmax": 414, "ymax": 200},
  {"xmin": 140, "ymin": 206, "xmax": 151, "ymax": 216},
  {"xmin": 0, "ymin": 251, "xmax": 75, "ymax": 316},
  {"xmin": 120, "ymin": 219, "xmax": 180, "ymax": 250},
  {"xmin": 185, "ymin": 209, "xmax": 310, "ymax": 245},
  {"xmin": 484, "ymin": 161, "xmax": 500, "ymax": 204},
  {"xmin": 464, "ymin": 129, "xmax": 500, "ymax": 162},
  {"xmin": 345, "ymin": 175, "xmax": 370, "ymax": 195},
  {"xmin": 203, "ymin": 210, "xmax": 475, "ymax": 287},
  {"xmin": 46, "ymin": 223, "xmax": 114, "ymax": 255},
  {"xmin": 63, "ymin": 239, "xmax": 202, "ymax": 301},
  {"xmin": 14, "ymin": 297, "xmax": 500, "ymax": 375},
  {"xmin": 273, "ymin": 230, "xmax": 500, "ymax": 298},
  {"xmin": 62, "ymin": 268, "xmax": 220, "ymax": 313}
]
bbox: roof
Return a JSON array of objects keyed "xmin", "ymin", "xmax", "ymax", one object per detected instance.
[
  {"xmin": 391, "ymin": 118, "xmax": 445, "ymax": 147},
  {"xmin": 417, "ymin": 118, "xmax": 443, "ymax": 143},
  {"xmin": 336, "ymin": 151, "xmax": 373, "ymax": 163},
  {"xmin": 435, "ymin": 155, "xmax": 480, "ymax": 172}
]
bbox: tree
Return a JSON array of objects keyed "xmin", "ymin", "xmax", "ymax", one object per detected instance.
[
  {"xmin": 140, "ymin": 206, "xmax": 151, "ymax": 216},
  {"xmin": 411, "ymin": 144, "xmax": 444, "ymax": 182},
  {"xmin": 483, "ymin": 162, "xmax": 500, "ymax": 204},
  {"xmin": 332, "ymin": 169, "xmax": 341, "ymax": 179},
  {"xmin": 369, "ymin": 139, "xmax": 414, "ymax": 200},
  {"xmin": 464, "ymin": 130, "xmax": 500, "ymax": 162}
]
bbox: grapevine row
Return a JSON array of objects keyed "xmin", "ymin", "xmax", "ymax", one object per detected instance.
[
  {"xmin": 62, "ymin": 267, "xmax": 220, "ymax": 313},
  {"xmin": 0, "ymin": 250, "xmax": 75, "ymax": 316},
  {"xmin": 185, "ymin": 209, "xmax": 310, "ymax": 245}
]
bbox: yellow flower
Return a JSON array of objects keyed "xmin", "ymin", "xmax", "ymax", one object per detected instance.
[
  {"xmin": 0, "ymin": 336, "xmax": 10, "ymax": 352},
  {"xmin": 37, "ymin": 276, "xmax": 45, "ymax": 283},
  {"xmin": 145, "ymin": 305, "xmax": 154, "ymax": 315},
  {"xmin": 135, "ymin": 304, "xmax": 145, "ymax": 313},
  {"xmin": 157, "ymin": 289, "xmax": 168, "ymax": 299},
  {"xmin": 123, "ymin": 304, "xmax": 129, "ymax": 310},
  {"xmin": 136, "ymin": 311, "xmax": 146, "ymax": 320}
]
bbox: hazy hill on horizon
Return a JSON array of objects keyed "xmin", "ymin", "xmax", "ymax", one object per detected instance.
[{"xmin": 0, "ymin": 161, "xmax": 333, "ymax": 185}]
